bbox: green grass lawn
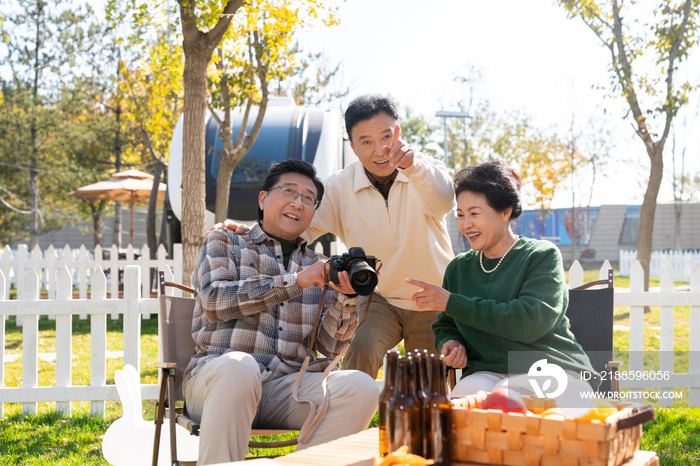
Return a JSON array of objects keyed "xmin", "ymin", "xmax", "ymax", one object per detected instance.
[{"xmin": 1, "ymin": 273, "xmax": 699, "ymax": 465}]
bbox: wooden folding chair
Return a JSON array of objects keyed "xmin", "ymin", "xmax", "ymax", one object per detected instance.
[
  {"xmin": 152, "ymin": 271, "xmax": 298, "ymax": 466},
  {"xmin": 567, "ymin": 268, "xmax": 621, "ymax": 397}
]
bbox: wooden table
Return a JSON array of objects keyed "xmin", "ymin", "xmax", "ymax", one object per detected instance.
[{"xmin": 221, "ymin": 428, "xmax": 660, "ymax": 466}]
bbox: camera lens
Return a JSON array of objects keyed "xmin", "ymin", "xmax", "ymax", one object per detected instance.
[
  {"xmin": 353, "ymin": 270, "xmax": 371, "ymax": 286},
  {"xmin": 347, "ymin": 260, "xmax": 378, "ymax": 296}
]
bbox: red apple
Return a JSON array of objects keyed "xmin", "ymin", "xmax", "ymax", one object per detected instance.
[{"xmin": 480, "ymin": 387, "xmax": 527, "ymax": 414}]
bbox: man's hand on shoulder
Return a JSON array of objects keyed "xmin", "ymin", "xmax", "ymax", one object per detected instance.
[
  {"xmin": 211, "ymin": 219, "xmax": 250, "ymax": 235},
  {"xmin": 381, "ymin": 123, "xmax": 415, "ymax": 170},
  {"xmin": 296, "ymin": 261, "xmax": 356, "ymax": 296}
]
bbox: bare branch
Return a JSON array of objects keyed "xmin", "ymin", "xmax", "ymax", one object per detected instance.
[
  {"xmin": 126, "ymin": 86, "xmax": 167, "ymax": 165},
  {"xmin": 218, "ymin": 47, "xmax": 233, "ymax": 145},
  {"xmin": 588, "ymin": 7, "xmax": 613, "ymax": 31},
  {"xmin": 611, "ymin": 0, "xmax": 653, "ymax": 150},
  {"xmin": 235, "ymin": 30, "xmax": 269, "ymax": 155},
  {"xmin": 660, "ymin": 0, "xmax": 693, "ymax": 144},
  {"xmin": 177, "ymin": 0, "xmax": 243, "ymax": 53},
  {"xmin": 233, "ymin": 99, "xmax": 254, "ymax": 151},
  {"xmin": 207, "ymin": 99, "xmax": 224, "ymax": 126},
  {"xmin": 209, "ymin": 1, "xmax": 245, "ymax": 46},
  {"xmin": 232, "ymin": 33, "xmax": 255, "ymax": 151},
  {"xmin": 582, "ymin": 16, "xmax": 615, "ymax": 50},
  {"xmin": 139, "ymin": 125, "xmax": 159, "ymax": 162}
]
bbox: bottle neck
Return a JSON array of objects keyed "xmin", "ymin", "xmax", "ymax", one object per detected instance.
[
  {"xmin": 430, "ymin": 355, "xmax": 448, "ymax": 396},
  {"xmin": 399, "ymin": 359, "xmax": 413, "ymax": 396},
  {"xmin": 409, "ymin": 357, "xmax": 419, "ymax": 396},
  {"xmin": 385, "ymin": 355, "xmax": 398, "ymax": 390},
  {"xmin": 419, "ymin": 352, "xmax": 429, "ymax": 395},
  {"xmin": 410, "ymin": 357, "xmax": 422, "ymax": 397}
]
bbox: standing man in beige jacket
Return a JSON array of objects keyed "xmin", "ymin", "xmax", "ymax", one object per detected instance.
[{"xmin": 221, "ymin": 95, "xmax": 454, "ymax": 378}]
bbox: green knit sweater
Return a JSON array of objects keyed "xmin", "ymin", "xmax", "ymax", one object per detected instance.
[{"xmin": 432, "ymin": 236, "xmax": 600, "ymax": 389}]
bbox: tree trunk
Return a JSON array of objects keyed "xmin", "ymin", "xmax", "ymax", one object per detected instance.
[
  {"xmin": 540, "ymin": 210, "xmax": 546, "ymax": 238},
  {"xmin": 674, "ymin": 201, "xmax": 682, "ymax": 251},
  {"xmin": 29, "ymin": 2, "xmax": 41, "ymax": 250},
  {"xmin": 113, "ymin": 202, "xmax": 122, "ymax": 248},
  {"xmin": 215, "ymin": 152, "xmax": 236, "ymax": 224},
  {"xmin": 636, "ymin": 145, "xmax": 664, "ymax": 292},
  {"xmin": 178, "ymin": 0, "xmax": 241, "ymax": 282},
  {"xmin": 571, "ymin": 206, "xmax": 576, "ymax": 263},
  {"xmin": 147, "ymin": 159, "xmax": 164, "ymax": 259},
  {"xmin": 91, "ymin": 202, "xmax": 102, "ymax": 247},
  {"xmin": 159, "ymin": 199, "xmax": 168, "ymax": 249},
  {"xmin": 181, "ymin": 52, "xmax": 212, "ymax": 282},
  {"xmin": 113, "ymin": 57, "xmax": 123, "ymax": 249},
  {"xmin": 29, "ymin": 155, "xmax": 39, "ymax": 248}
]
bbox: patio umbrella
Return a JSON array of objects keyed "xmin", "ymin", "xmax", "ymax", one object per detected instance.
[{"xmin": 69, "ymin": 169, "xmax": 166, "ymax": 245}]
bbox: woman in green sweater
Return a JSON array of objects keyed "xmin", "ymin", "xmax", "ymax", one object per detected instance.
[{"xmin": 406, "ymin": 160, "xmax": 599, "ymax": 398}]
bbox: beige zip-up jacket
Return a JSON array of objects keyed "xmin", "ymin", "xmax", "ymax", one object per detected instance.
[{"xmin": 304, "ymin": 152, "xmax": 455, "ymax": 311}]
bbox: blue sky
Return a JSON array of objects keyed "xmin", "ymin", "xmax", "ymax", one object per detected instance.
[
  {"xmin": 295, "ymin": 0, "xmax": 700, "ymax": 209},
  {"xmin": 3, "ymin": 0, "xmax": 697, "ymax": 210}
]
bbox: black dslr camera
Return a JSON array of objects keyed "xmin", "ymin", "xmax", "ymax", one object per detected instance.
[{"xmin": 329, "ymin": 247, "xmax": 379, "ymax": 296}]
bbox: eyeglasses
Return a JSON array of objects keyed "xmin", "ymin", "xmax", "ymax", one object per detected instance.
[{"xmin": 268, "ymin": 186, "xmax": 319, "ymax": 208}]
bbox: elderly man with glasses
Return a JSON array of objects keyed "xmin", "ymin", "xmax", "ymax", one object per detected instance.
[
  {"xmin": 219, "ymin": 95, "xmax": 455, "ymax": 379},
  {"xmin": 183, "ymin": 159, "xmax": 378, "ymax": 465}
]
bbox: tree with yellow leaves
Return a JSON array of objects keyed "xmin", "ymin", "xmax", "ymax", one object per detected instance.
[
  {"xmin": 107, "ymin": 0, "xmax": 184, "ymax": 255},
  {"xmin": 165, "ymin": 0, "xmax": 340, "ymax": 277},
  {"xmin": 520, "ymin": 136, "xmax": 580, "ymax": 237},
  {"xmin": 207, "ymin": 1, "xmax": 338, "ymax": 224}
]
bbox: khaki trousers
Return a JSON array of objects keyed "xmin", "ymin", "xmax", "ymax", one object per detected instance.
[
  {"xmin": 184, "ymin": 351, "xmax": 379, "ymax": 465},
  {"xmin": 343, "ymin": 293, "xmax": 440, "ymax": 378}
]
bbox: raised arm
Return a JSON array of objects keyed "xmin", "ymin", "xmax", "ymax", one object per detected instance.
[
  {"xmin": 381, "ymin": 124, "xmax": 454, "ymax": 217},
  {"xmin": 400, "ymin": 152, "xmax": 455, "ymax": 217}
]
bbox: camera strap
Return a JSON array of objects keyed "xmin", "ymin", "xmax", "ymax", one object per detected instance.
[{"xmin": 293, "ymin": 261, "xmax": 377, "ymax": 444}]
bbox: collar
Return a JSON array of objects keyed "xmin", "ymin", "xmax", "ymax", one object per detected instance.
[
  {"xmin": 364, "ymin": 167, "xmax": 398, "ymax": 187},
  {"xmin": 352, "ymin": 161, "xmax": 409, "ymax": 194},
  {"xmin": 250, "ymin": 223, "xmax": 308, "ymax": 250}
]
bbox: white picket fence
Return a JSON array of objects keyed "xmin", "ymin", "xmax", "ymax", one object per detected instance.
[
  {"xmin": 0, "ymin": 265, "xmax": 177, "ymax": 418},
  {"xmin": 570, "ymin": 259, "xmax": 700, "ymax": 407},
  {"xmin": 0, "ymin": 243, "xmax": 183, "ymax": 323},
  {"xmin": 1, "ymin": 257, "xmax": 699, "ymax": 419},
  {"xmin": 619, "ymin": 249, "xmax": 700, "ymax": 281}
]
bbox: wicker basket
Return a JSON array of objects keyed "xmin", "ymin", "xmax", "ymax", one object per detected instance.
[{"xmin": 451, "ymin": 391, "xmax": 655, "ymax": 466}]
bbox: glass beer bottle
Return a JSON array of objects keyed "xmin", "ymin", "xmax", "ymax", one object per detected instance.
[
  {"xmin": 412, "ymin": 352, "xmax": 428, "ymax": 455},
  {"xmin": 390, "ymin": 357, "xmax": 422, "ymax": 455},
  {"xmin": 379, "ymin": 351, "xmax": 400, "ymax": 457},
  {"xmin": 414, "ymin": 351, "xmax": 429, "ymax": 401},
  {"xmin": 425, "ymin": 354, "xmax": 452, "ymax": 465},
  {"xmin": 420, "ymin": 349, "xmax": 431, "ymax": 398},
  {"xmin": 419, "ymin": 350, "xmax": 430, "ymax": 398}
]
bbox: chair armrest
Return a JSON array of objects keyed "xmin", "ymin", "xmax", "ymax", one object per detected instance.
[
  {"xmin": 154, "ymin": 362, "xmax": 178, "ymax": 369},
  {"xmin": 164, "ymin": 281, "xmax": 195, "ymax": 295},
  {"xmin": 573, "ymin": 279, "xmax": 609, "ymax": 290},
  {"xmin": 606, "ymin": 361, "xmax": 622, "ymax": 399},
  {"xmin": 248, "ymin": 439, "xmax": 298, "ymax": 449},
  {"xmin": 573, "ymin": 269, "xmax": 614, "ymax": 290},
  {"xmin": 175, "ymin": 412, "xmax": 200, "ymax": 436}
]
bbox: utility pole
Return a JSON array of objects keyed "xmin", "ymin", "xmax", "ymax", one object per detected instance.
[
  {"xmin": 570, "ymin": 114, "xmax": 576, "ymax": 264},
  {"xmin": 435, "ymin": 110, "xmax": 470, "ymax": 168}
]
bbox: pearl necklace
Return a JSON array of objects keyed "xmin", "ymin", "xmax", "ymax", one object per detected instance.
[{"xmin": 480, "ymin": 236, "xmax": 520, "ymax": 274}]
